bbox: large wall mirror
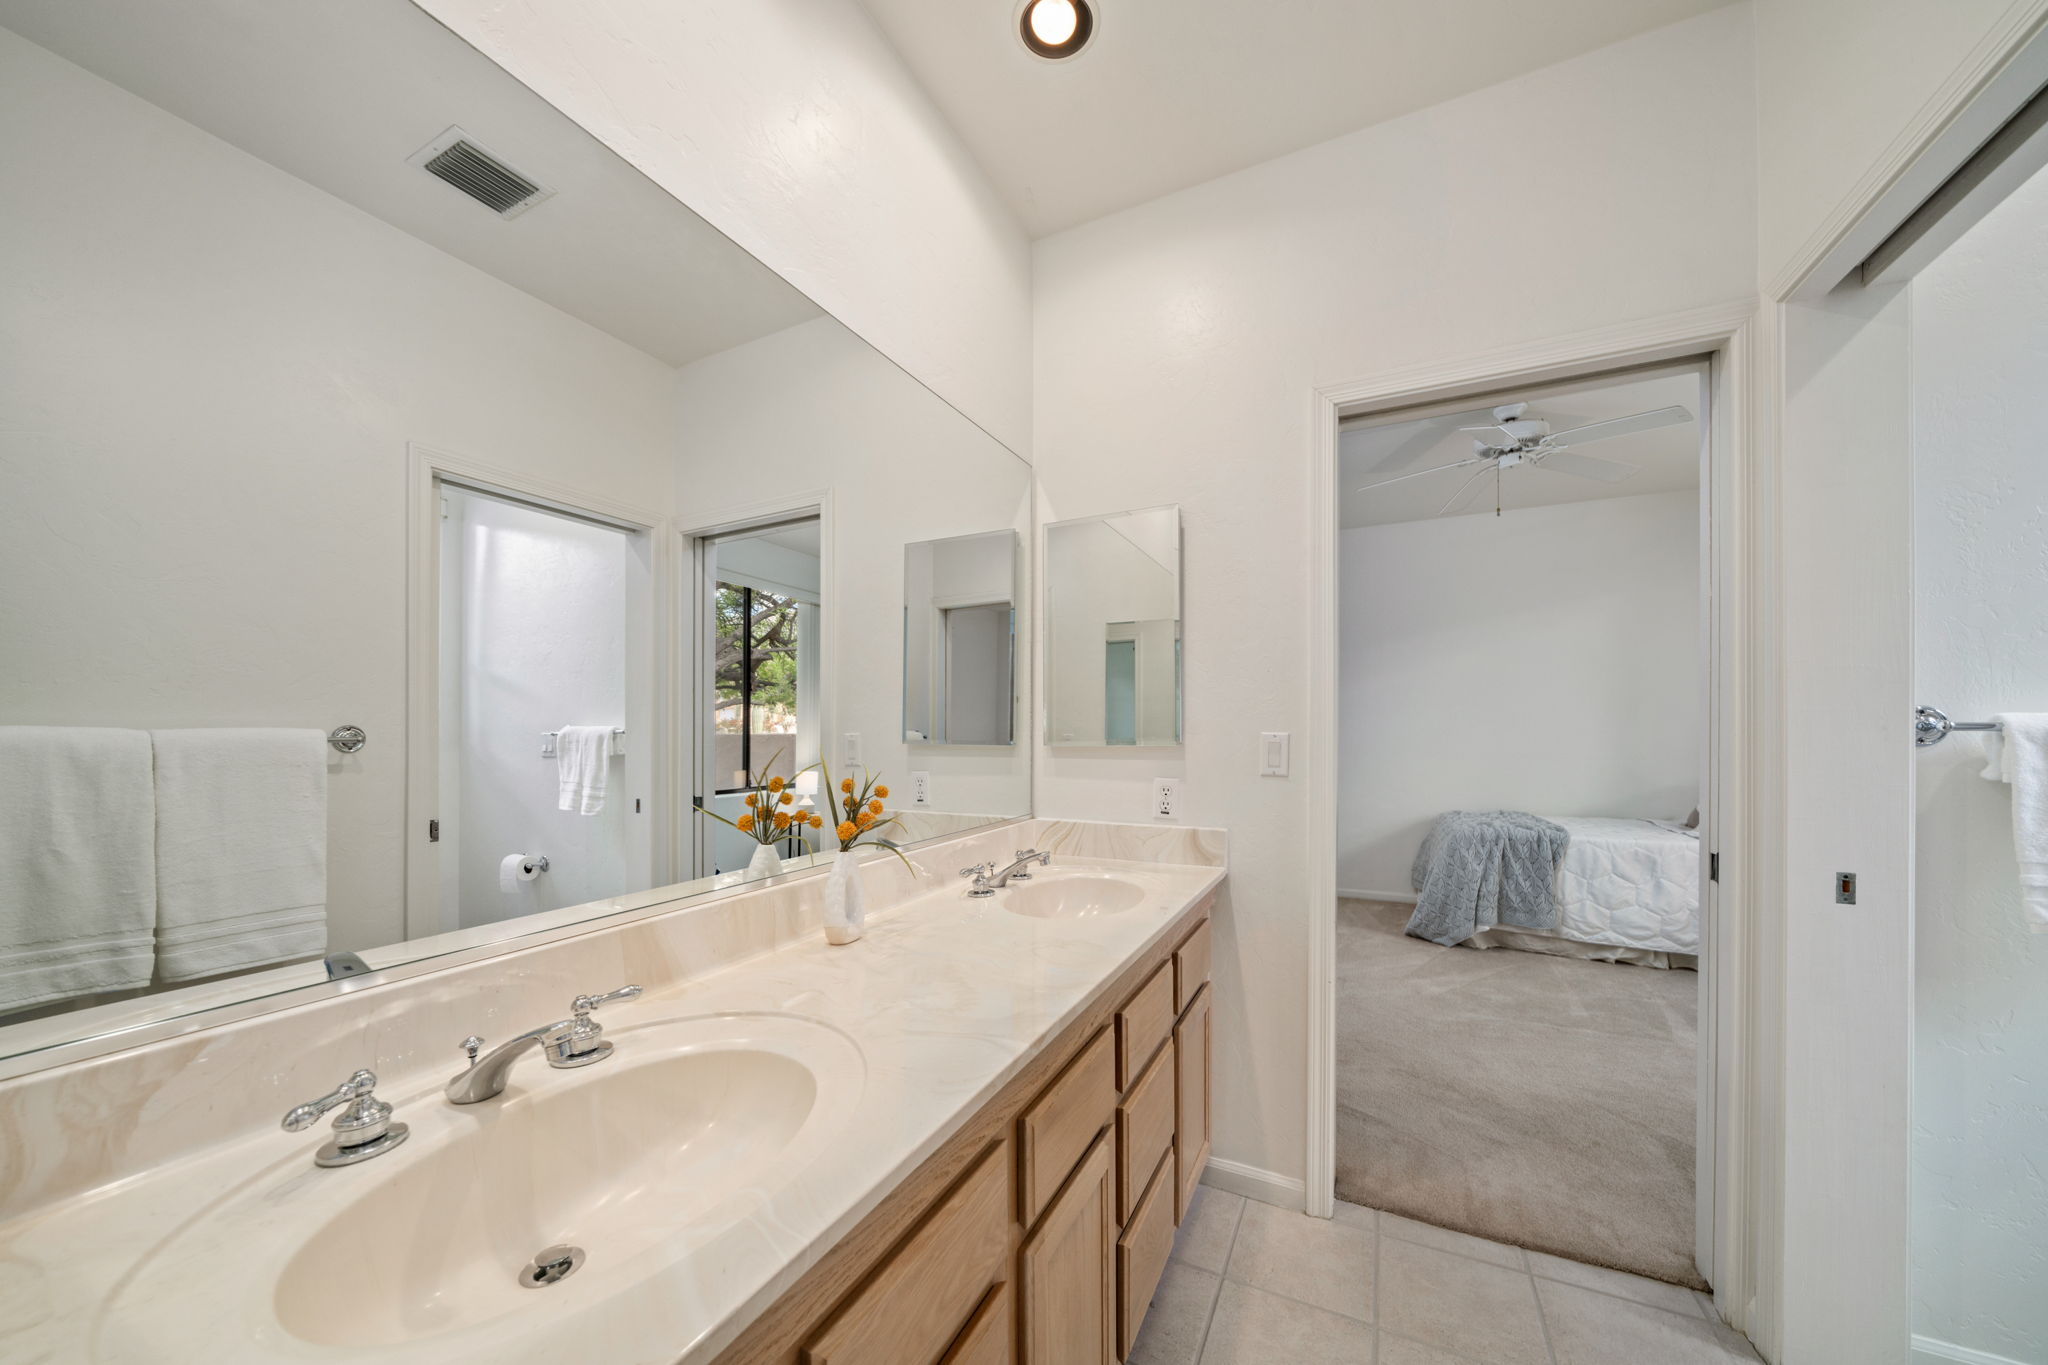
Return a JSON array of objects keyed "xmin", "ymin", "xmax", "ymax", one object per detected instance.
[
  {"xmin": 0, "ymin": 0, "xmax": 1031, "ymax": 1066},
  {"xmin": 1044, "ymin": 507, "xmax": 1183, "ymax": 747}
]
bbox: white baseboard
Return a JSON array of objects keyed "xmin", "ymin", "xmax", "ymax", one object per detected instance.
[
  {"xmin": 1200, "ymin": 1156, "xmax": 1306, "ymax": 1211},
  {"xmin": 1337, "ymin": 887, "xmax": 1417, "ymax": 904},
  {"xmin": 1911, "ymin": 1335, "xmax": 2035, "ymax": 1365}
]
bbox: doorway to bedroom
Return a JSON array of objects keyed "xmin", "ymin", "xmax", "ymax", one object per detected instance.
[{"xmin": 1333, "ymin": 359, "xmax": 1712, "ymax": 1291}]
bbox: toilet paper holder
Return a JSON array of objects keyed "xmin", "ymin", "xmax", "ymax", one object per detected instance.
[{"xmin": 522, "ymin": 854, "xmax": 550, "ymax": 875}]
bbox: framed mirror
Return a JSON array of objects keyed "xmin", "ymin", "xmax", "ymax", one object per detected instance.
[
  {"xmin": 903, "ymin": 531, "xmax": 1019, "ymax": 747},
  {"xmin": 1044, "ymin": 507, "xmax": 1183, "ymax": 747},
  {"xmin": 0, "ymin": 0, "xmax": 1030, "ymax": 1069}
]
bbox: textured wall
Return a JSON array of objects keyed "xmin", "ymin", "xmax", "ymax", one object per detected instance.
[{"xmin": 1910, "ymin": 161, "xmax": 2048, "ymax": 1364}]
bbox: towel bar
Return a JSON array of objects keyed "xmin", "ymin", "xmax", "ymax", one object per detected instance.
[
  {"xmin": 328, "ymin": 725, "xmax": 367, "ymax": 754},
  {"xmin": 540, "ymin": 728, "xmax": 625, "ymax": 758},
  {"xmin": 1914, "ymin": 705, "xmax": 2000, "ymax": 747}
]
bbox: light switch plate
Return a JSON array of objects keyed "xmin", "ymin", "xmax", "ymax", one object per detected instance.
[
  {"xmin": 1259, "ymin": 731, "xmax": 1291, "ymax": 776},
  {"xmin": 842, "ymin": 732, "xmax": 861, "ymax": 767},
  {"xmin": 1153, "ymin": 777, "xmax": 1180, "ymax": 820}
]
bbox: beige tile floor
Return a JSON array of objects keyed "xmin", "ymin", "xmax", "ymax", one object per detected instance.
[{"xmin": 1127, "ymin": 1188, "xmax": 1762, "ymax": 1365}]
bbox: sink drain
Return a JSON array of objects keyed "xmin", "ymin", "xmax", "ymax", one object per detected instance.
[{"xmin": 518, "ymin": 1244, "xmax": 585, "ymax": 1288}]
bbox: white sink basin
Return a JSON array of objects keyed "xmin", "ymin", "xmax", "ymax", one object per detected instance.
[
  {"xmin": 99, "ymin": 1012, "xmax": 862, "ymax": 1357},
  {"xmin": 1000, "ymin": 873, "xmax": 1146, "ymax": 920}
]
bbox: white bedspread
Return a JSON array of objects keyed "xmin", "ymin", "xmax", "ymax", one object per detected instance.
[{"xmin": 1542, "ymin": 817, "xmax": 1700, "ymax": 954}]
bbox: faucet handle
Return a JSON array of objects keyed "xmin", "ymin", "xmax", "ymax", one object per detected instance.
[
  {"xmin": 281, "ymin": 1068, "xmax": 409, "ymax": 1167},
  {"xmin": 570, "ymin": 984, "xmax": 642, "ymax": 1018},
  {"xmin": 459, "ymin": 1035, "xmax": 484, "ymax": 1067}
]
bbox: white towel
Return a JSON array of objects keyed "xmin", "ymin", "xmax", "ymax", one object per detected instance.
[
  {"xmin": 1979, "ymin": 713, "xmax": 2048, "ymax": 933},
  {"xmin": 556, "ymin": 725, "xmax": 612, "ymax": 815},
  {"xmin": 151, "ymin": 729, "xmax": 328, "ymax": 981},
  {"xmin": 0, "ymin": 727, "xmax": 157, "ymax": 1012}
]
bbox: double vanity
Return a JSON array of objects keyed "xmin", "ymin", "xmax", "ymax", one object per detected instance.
[{"xmin": 0, "ymin": 820, "xmax": 1222, "ymax": 1364}]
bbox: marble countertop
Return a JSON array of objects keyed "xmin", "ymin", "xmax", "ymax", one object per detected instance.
[{"xmin": 0, "ymin": 854, "xmax": 1223, "ymax": 1364}]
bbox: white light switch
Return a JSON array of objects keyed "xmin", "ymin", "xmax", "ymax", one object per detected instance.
[
  {"xmin": 1260, "ymin": 731, "xmax": 1291, "ymax": 776},
  {"xmin": 842, "ymin": 733, "xmax": 861, "ymax": 767}
]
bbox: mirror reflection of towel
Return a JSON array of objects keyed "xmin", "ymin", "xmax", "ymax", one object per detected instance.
[
  {"xmin": 1980, "ymin": 713, "xmax": 2048, "ymax": 933},
  {"xmin": 0, "ymin": 727, "xmax": 157, "ymax": 1011},
  {"xmin": 556, "ymin": 725, "xmax": 612, "ymax": 815}
]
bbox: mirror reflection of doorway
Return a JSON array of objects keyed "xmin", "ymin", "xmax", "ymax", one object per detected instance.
[{"xmin": 693, "ymin": 517, "xmax": 822, "ymax": 877}]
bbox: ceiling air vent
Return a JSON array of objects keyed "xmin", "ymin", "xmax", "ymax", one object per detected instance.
[{"xmin": 409, "ymin": 127, "xmax": 553, "ymax": 219}]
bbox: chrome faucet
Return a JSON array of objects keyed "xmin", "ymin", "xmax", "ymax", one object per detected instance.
[
  {"xmin": 959, "ymin": 850, "xmax": 1051, "ymax": 897},
  {"xmin": 282, "ymin": 1068, "xmax": 409, "ymax": 1167},
  {"xmin": 445, "ymin": 985, "xmax": 642, "ymax": 1104}
]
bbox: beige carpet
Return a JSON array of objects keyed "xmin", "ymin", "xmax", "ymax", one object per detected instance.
[{"xmin": 1335, "ymin": 897, "xmax": 1705, "ymax": 1288}]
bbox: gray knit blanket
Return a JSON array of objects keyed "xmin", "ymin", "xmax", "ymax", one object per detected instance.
[{"xmin": 1406, "ymin": 810, "xmax": 1569, "ymax": 946}]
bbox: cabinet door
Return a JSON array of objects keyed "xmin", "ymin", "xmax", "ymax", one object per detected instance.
[
  {"xmin": 939, "ymin": 1282, "xmax": 1014, "ymax": 1365},
  {"xmin": 1174, "ymin": 984, "xmax": 1212, "ymax": 1223},
  {"xmin": 1019, "ymin": 1131, "xmax": 1115, "ymax": 1365}
]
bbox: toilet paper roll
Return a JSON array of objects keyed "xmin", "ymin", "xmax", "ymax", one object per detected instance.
[{"xmin": 499, "ymin": 853, "xmax": 541, "ymax": 892}]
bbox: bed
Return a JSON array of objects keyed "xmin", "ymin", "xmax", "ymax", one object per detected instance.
[{"xmin": 1414, "ymin": 814, "xmax": 1701, "ymax": 968}]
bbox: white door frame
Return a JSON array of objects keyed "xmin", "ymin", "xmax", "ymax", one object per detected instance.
[
  {"xmin": 403, "ymin": 444, "xmax": 674, "ymax": 940},
  {"xmin": 676, "ymin": 487, "xmax": 836, "ymax": 880},
  {"xmin": 1303, "ymin": 299, "xmax": 1761, "ymax": 1311}
]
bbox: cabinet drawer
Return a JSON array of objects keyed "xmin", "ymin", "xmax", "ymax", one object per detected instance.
[
  {"xmin": 1116, "ymin": 1148, "xmax": 1177, "ymax": 1360},
  {"xmin": 1173, "ymin": 919, "xmax": 1211, "ymax": 1014},
  {"xmin": 1116, "ymin": 962, "xmax": 1175, "ymax": 1091},
  {"xmin": 939, "ymin": 1281, "xmax": 1014, "ymax": 1365},
  {"xmin": 1174, "ymin": 984, "xmax": 1212, "ymax": 1224},
  {"xmin": 1116, "ymin": 1039, "xmax": 1175, "ymax": 1225},
  {"xmin": 804, "ymin": 1140, "xmax": 1010, "ymax": 1365},
  {"xmin": 1019, "ymin": 1027, "xmax": 1116, "ymax": 1228},
  {"xmin": 1020, "ymin": 1132, "xmax": 1116, "ymax": 1365}
]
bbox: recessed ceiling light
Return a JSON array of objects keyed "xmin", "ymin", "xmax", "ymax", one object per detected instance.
[{"xmin": 1019, "ymin": 0, "xmax": 1095, "ymax": 60}]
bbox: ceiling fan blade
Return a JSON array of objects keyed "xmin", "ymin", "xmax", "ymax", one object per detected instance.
[
  {"xmin": 1437, "ymin": 464, "xmax": 1494, "ymax": 516},
  {"xmin": 1533, "ymin": 449, "xmax": 1640, "ymax": 483},
  {"xmin": 1355, "ymin": 456, "xmax": 1484, "ymax": 493},
  {"xmin": 1544, "ymin": 405, "xmax": 1692, "ymax": 447},
  {"xmin": 1348, "ymin": 405, "xmax": 1501, "ymax": 473}
]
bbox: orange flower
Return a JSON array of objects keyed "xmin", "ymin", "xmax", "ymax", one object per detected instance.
[
  {"xmin": 856, "ymin": 810, "xmax": 875, "ymax": 829},
  {"xmin": 809, "ymin": 813, "xmax": 824, "ymax": 828},
  {"xmin": 874, "ymin": 785, "xmax": 890, "ymax": 799},
  {"xmin": 743, "ymin": 792, "xmax": 758, "ymax": 808},
  {"xmin": 779, "ymin": 791, "xmax": 793, "ymax": 805},
  {"xmin": 836, "ymin": 821, "xmax": 856, "ymax": 842},
  {"xmin": 735, "ymin": 813, "xmax": 755, "ymax": 832},
  {"xmin": 867, "ymin": 798, "xmax": 884, "ymax": 816},
  {"xmin": 767, "ymin": 775, "xmax": 785, "ymax": 793},
  {"xmin": 773, "ymin": 811, "xmax": 791, "ymax": 830}
]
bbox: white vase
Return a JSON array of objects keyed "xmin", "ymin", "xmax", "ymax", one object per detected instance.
[
  {"xmin": 745, "ymin": 842, "xmax": 782, "ymax": 879},
  {"xmin": 823, "ymin": 849, "xmax": 865, "ymax": 945}
]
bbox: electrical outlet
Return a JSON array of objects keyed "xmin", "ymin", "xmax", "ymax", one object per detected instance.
[
  {"xmin": 842, "ymin": 733, "xmax": 861, "ymax": 767},
  {"xmin": 1153, "ymin": 777, "xmax": 1180, "ymax": 820},
  {"xmin": 911, "ymin": 770, "xmax": 931, "ymax": 806}
]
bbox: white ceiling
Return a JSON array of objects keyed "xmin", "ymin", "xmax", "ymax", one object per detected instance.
[
  {"xmin": 856, "ymin": 0, "xmax": 1733, "ymax": 235},
  {"xmin": 0, "ymin": 0, "xmax": 818, "ymax": 368},
  {"xmin": 1340, "ymin": 368, "xmax": 1703, "ymax": 529}
]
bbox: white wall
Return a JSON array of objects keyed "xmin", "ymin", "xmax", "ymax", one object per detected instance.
[
  {"xmin": 1753, "ymin": 0, "xmax": 2036, "ymax": 294},
  {"xmin": 672, "ymin": 317, "xmax": 1034, "ymax": 825},
  {"xmin": 1339, "ymin": 491, "xmax": 1701, "ymax": 897},
  {"xmin": 1909, "ymin": 162, "xmax": 2048, "ymax": 1365},
  {"xmin": 0, "ymin": 29, "xmax": 676, "ymax": 955},
  {"xmin": 447, "ymin": 493, "xmax": 633, "ymax": 927},
  {"xmin": 1031, "ymin": 5, "xmax": 1755, "ymax": 1189},
  {"xmin": 415, "ymin": 0, "xmax": 1035, "ymax": 457}
]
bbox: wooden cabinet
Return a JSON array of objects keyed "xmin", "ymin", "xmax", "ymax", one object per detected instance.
[
  {"xmin": 938, "ymin": 1283, "xmax": 1014, "ymax": 1365},
  {"xmin": 713, "ymin": 897, "xmax": 1213, "ymax": 1365},
  {"xmin": 1115, "ymin": 962, "xmax": 1175, "ymax": 1090},
  {"xmin": 1019, "ymin": 1133, "xmax": 1116, "ymax": 1365},
  {"xmin": 1174, "ymin": 984, "xmax": 1212, "ymax": 1223},
  {"xmin": 1018, "ymin": 1027, "xmax": 1116, "ymax": 1227},
  {"xmin": 802, "ymin": 1141, "xmax": 1011, "ymax": 1365},
  {"xmin": 1116, "ymin": 1150, "xmax": 1176, "ymax": 1360},
  {"xmin": 1115, "ymin": 1041, "xmax": 1175, "ymax": 1224}
]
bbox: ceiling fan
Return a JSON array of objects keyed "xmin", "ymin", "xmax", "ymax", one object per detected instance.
[{"xmin": 1355, "ymin": 401, "xmax": 1693, "ymax": 516}]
